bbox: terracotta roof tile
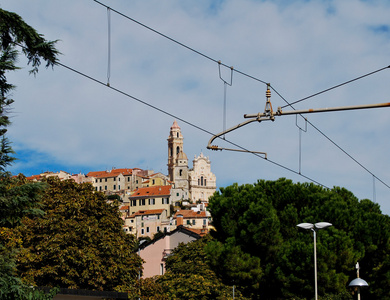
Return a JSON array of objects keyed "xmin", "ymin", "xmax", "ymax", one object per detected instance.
[
  {"xmin": 174, "ymin": 210, "xmax": 207, "ymax": 218},
  {"xmin": 130, "ymin": 185, "xmax": 171, "ymax": 198},
  {"xmin": 127, "ymin": 209, "xmax": 166, "ymax": 218}
]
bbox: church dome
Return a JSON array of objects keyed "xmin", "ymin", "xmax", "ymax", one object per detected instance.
[{"xmin": 177, "ymin": 151, "xmax": 188, "ymax": 160}]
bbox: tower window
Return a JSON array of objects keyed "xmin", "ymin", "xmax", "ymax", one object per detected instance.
[
  {"xmin": 176, "ymin": 146, "xmax": 180, "ymax": 154},
  {"xmin": 177, "ymin": 132, "xmax": 179, "ymax": 138},
  {"xmin": 179, "ymin": 169, "xmax": 183, "ymax": 176}
]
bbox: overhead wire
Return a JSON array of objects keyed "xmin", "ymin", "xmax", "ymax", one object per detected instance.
[
  {"xmin": 280, "ymin": 65, "xmax": 390, "ymax": 109},
  {"xmin": 55, "ymin": 59, "xmax": 329, "ymax": 189},
  {"xmin": 43, "ymin": 1, "xmax": 387, "ymax": 193},
  {"xmin": 90, "ymin": 0, "xmax": 390, "ymax": 191}
]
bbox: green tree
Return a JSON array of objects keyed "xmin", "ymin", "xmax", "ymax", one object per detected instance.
[
  {"xmin": 16, "ymin": 177, "xmax": 142, "ymax": 292},
  {"xmin": 0, "ymin": 8, "xmax": 59, "ymax": 299},
  {"xmin": 207, "ymin": 178, "xmax": 390, "ymax": 299},
  {"xmin": 157, "ymin": 235, "xmax": 248, "ymax": 300}
]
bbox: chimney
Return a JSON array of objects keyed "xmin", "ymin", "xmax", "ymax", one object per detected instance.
[{"xmin": 177, "ymin": 214, "xmax": 183, "ymax": 226}]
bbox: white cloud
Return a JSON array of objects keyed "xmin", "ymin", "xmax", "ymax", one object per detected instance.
[{"xmin": 2, "ymin": 0, "xmax": 390, "ymax": 214}]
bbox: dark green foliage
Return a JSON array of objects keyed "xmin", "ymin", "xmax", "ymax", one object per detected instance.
[
  {"xmin": 0, "ymin": 8, "xmax": 59, "ymax": 298},
  {"xmin": 157, "ymin": 236, "xmax": 248, "ymax": 299},
  {"xmin": 207, "ymin": 178, "xmax": 390, "ymax": 299},
  {"xmin": 16, "ymin": 177, "xmax": 142, "ymax": 292}
]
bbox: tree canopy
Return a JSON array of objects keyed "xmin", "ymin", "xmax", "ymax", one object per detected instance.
[
  {"xmin": 16, "ymin": 177, "xmax": 142, "ymax": 292},
  {"xmin": 157, "ymin": 235, "xmax": 248, "ymax": 300},
  {"xmin": 0, "ymin": 8, "xmax": 59, "ymax": 299},
  {"xmin": 206, "ymin": 178, "xmax": 390, "ymax": 299}
]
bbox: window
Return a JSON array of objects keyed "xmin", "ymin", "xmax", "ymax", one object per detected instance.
[
  {"xmin": 100, "ymin": 179, "xmax": 102, "ymax": 183},
  {"xmin": 162, "ymin": 198, "xmax": 169, "ymax": 205},
  {"xmin": 127, "ymin": 177, "xmax": 130, "ymax": 182},
  {"xmin": 157, "ymin": 226, "xmax": 160, "ymax": 232},
  {"xmin": 160, "ymin": 263, "xmax": 164, "ymax": 275},
  {"xmin": 152, "ymin": 179, "xmax": 155, "ymax": 184},
  {"xmin": 99, "ymin": 186, "xmax": 102, "ymax": 191},
  {"xmin": 141, "ymin": 228, "xmax": 144, "ymax": 235},
  {"xmin": 113, "ymin": 185, "xmax": 116, "ymax": 190},
  {"xmin": 203, "ymin": 219, "xmax": 207, "ymax": 226},
  {"xmin": 141, "ymin": 222, "xmax": 144, "ymax": 227},
  {"xmin": 198, "ymin": 178, "xmax": 200, "ymax": 185},
  {"xmin": 104, "ymin": 186, "xmax": 107, "ymax": 191},
  {"xmin": 140, "ymin": 199, "xmax": 145, "ymax": 206},
  {"xmin": 149, "ymin": 199, "xmax": 155, "ymax": 205},
  {"xmin": 146, "ymin": 227, "xmax": 150, "ymax": 233},
  {"xmin": 118, "ymin": 185, "xmax": 120, "ymax": 190},
  {"xmin": 176, "ymin": 193, "xmax": 179, "ymax": 197},
  {"xmin": 192, "ymin": 220, "xmax": 196, "ymax": 225},
  {"xmin": 201, "ymin": 176, "xmax": 204, "ymax": 186},
  {"xmin": 113, "ymin": 177, "xmax": 116, "ymax": 181},
  {"xmin": 179, "ymin": 169, "xmax": 182, "ymax": 176},
  {"xmin": 95, "ymin": 187, "xmax": 98, "ymax": 191},
  {"xmin": 205, "ymin": 179, "xmax": 207, "ymax": 186},
  {"xmin": 187, "ymin": 220, "xmax": 191, "ymax": 225},
  {"xmin": 118, "ymin": 177, "xmax": 120, "ymax": 181},
  {"xmin": 105, "ymin": 178, "xmax": 107, "ymax": 182},
  {"xmin": 176, "ymin": 146, "xmax": 180, "ymax": 154},
  {"xmin": 131, "ymin": 200, "xmax": 137, "ymax": 207}
]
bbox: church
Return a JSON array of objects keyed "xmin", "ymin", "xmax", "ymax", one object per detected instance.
[{"xmin": 167, "ymin": 120, "xmax": 216, "ymax": 205}]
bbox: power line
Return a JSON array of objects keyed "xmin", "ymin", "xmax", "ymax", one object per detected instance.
[
  {"xmin": 280, "ymin": 65, "xmax": 390, "ymax": 109},
  {"xmin": 56, "ymin": 60, "xmax": 329, "ymax": 189},
  {"xmin": 90, "ymin": 0, "xmax": 390, "ymax": 191}
]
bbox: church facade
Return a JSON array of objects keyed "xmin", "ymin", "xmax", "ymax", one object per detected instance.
[{"xmin": 167, "ymin": 121, "xmax": 216, "ymax": 204}]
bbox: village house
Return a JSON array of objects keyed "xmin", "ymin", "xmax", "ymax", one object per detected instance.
[
  {"xmin": 128, "ymin": 185, "xmax": 172, "ymax": 216},
  {"xmin": 123, "ymin": 209, "xmax": 170, "ymax": 238},
  {"xmin": 172, "ymin": 209, "xmax": 210, "ymax": 233},
  {"xmin": 139, "ymin": 225, "xmax": 207, "ymax": 278}
]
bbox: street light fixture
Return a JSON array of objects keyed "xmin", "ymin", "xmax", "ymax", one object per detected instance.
[{"xmin": 297, "ymin": 222, "xmax": 332, "ymax": 300}]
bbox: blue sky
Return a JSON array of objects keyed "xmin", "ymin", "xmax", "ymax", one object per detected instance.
[{"xmin": 2, "ymin": 0, "xmax": 390, "ymax": 215}]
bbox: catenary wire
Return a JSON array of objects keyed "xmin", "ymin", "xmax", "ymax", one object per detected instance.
[
  {"xmin": 91, "ymin": 0, "xmax": 390, "ymax": 191},
  {"xmin": 280, "ymin": 65, "xmax": 390, "ymax": 109},
  {"xmin": 54, "ymin": 1, "xmax": 389, "ymax": 192},
  {"xmin": 56, "ymin": 60, "xmax": 328, "ymax": 188}
]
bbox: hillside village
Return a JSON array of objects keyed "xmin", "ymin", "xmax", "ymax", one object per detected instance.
[{"xmin": 26, "ymin": 121, "xmax": 217, "ymax": 241}]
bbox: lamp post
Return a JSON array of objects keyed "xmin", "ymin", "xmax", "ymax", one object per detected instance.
[
  {"xmin": 349, "ymin": 262, "xmax": 368, "ymax": 300},
  {"xmin": 297, "ymin": 222, "xmax": 332, "ymax": 300}
]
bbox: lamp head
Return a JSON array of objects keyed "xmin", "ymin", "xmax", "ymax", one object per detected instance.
[
  {"xmin": 297, "ymin": 223, "xmax": 314, "ymax": 230},
  {"xmin": 314, "ymin": 222, "xmax": 332, "ymax": 229}
]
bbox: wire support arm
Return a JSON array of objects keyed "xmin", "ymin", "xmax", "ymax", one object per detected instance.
[
  {"xmin": 244, "ymin": 102, "xmax": 390, "ymax": 119},
  {"xmin": 207, "ymin": 117, "xmax": 269, "ymax": 158}
]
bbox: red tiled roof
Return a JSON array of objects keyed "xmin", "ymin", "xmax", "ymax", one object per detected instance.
[
  {"xmin": 174, "ymin": 210, "xmax": 207, "ymax": 219},
  {"xmin": 120, "ymin": 205, "xmax": 129, "ymax": 211},
  {"xmin": 130, "ymin": 185, "xmax": 171, "ymax": 198},
  {"xmin": 87, "ymin": 168, "xmax": 133, "ymax": 178},
  {"xmin": 127, "ymin": 209, "xmax": 165, "ymax": 218},
  {"xmin": 27, "ymin": 174, "xmax": 42, "ymax": 181},
  {"xmin": 185, "ymin": 227, "xmax": 208, "ymax": 237}
]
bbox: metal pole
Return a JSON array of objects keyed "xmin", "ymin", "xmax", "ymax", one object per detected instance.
[
  {"xmin": 138, "ymin": 247, "xmax": 141, "ymax": 300},
  {"xmin": 313, "ymin": 229, "xmax": 318, "ymax": 300}
]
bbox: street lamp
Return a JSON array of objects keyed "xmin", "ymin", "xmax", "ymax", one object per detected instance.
[
  {"xmin": 297, "ymin": 222, "xmax": 332, "ymax": 300},
  {"xmin": 349, "ymin": 262, "xmax": 368, "ymax": 300}
]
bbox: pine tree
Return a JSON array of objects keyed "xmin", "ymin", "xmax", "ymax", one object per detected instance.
[{"xmin": 0, "ymin": 8, "xmax": 59, "ymax": 299}]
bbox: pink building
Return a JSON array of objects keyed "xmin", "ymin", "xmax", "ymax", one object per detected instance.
[{"xmin": 139, "ymin": 226, "xmax": 203, "ymax": 278}]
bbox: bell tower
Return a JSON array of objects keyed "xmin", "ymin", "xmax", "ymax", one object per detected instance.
[
  {"xmin": 168, "ymin": 120, "xmax": 184, "ymax": 181},
  {"xmin": 167, "ymin": 121, "xmax": 189, "ymax": 189}
]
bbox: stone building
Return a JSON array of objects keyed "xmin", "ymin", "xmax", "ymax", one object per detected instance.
[{"xmin": 167, "ymin": 120, "xmax": 216, "ymax": 204}]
